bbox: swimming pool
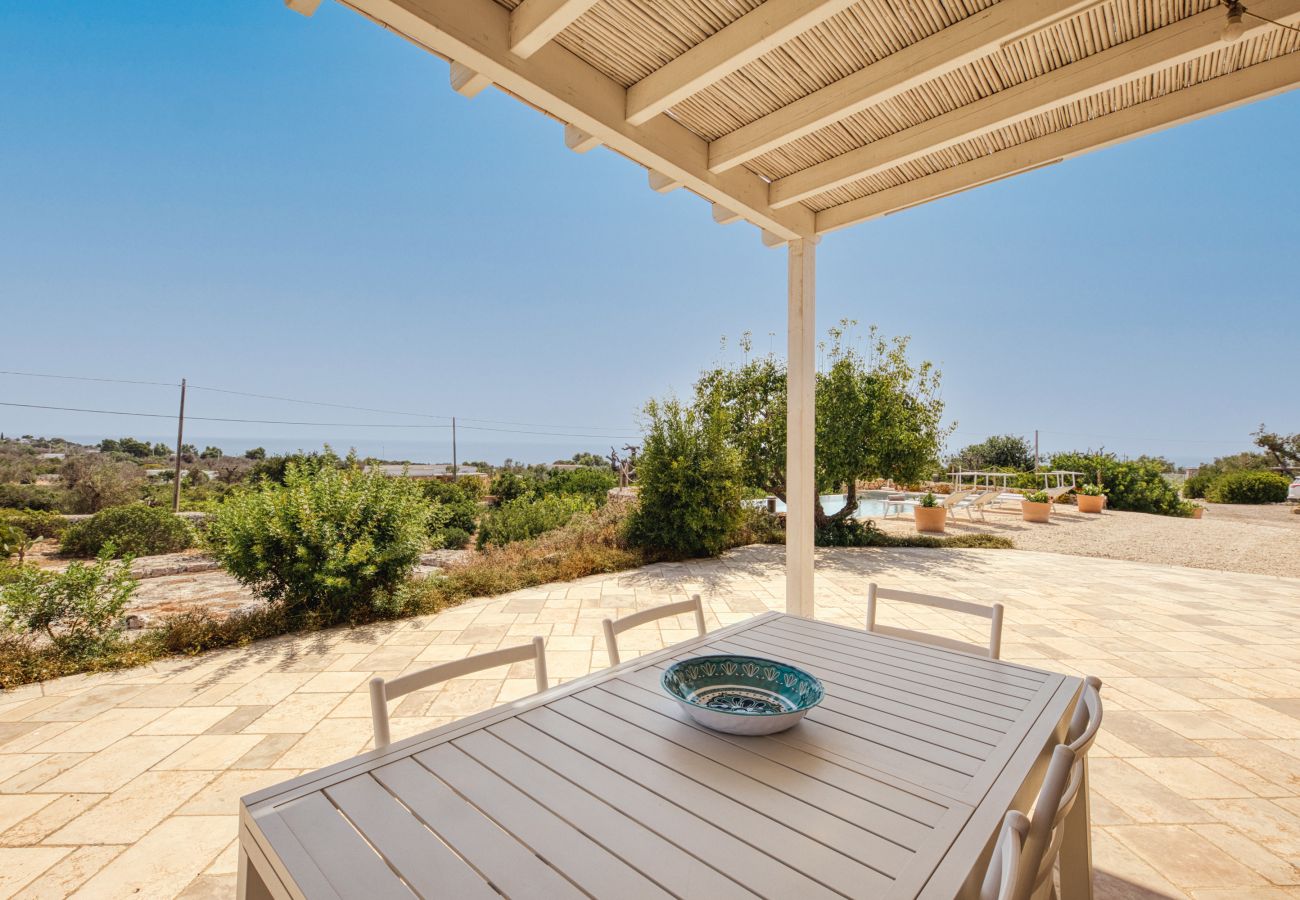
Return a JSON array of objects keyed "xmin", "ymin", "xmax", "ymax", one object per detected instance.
[{"xmin": 749, "ymin": 493, "xmax": 902, "ymax": 518}]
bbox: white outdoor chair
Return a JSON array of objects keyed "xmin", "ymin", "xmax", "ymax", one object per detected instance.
[
  {"xmin": 866, "ymin": 583, "xmax": 1005, "ymax": 659},
  {"xmin": 961, "ymin": 490, "xmax": 1004, "ymax": 521},
  {"xmin": 1058, "ymin": 676, "xmax": 1104, "ymax": 894},
  {"xmin": 369, "ymin": 637, "xmax": 548, "ymax": 750},
  {"xmin": 602, "ymin": 595, "xmax": 706, "ymax": 667},
  {"xmin": 1012, "ymin": 744, "xmax": 1083, "ymax": 900},
  {"xmin": 980, "ymin": 810, "xmax": 1031, "ymax": 900}
]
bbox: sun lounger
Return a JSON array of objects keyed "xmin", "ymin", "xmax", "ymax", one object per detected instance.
[{"xmin": 958, "ymin": 490, "xmax": 1003, "ymax": 521}]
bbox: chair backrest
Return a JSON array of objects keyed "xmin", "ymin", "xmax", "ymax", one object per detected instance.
[
  {"xmin": 866, "ymin": 583, "xmax": 1005, "ymax": 659},
  {"xmin": 369, "ymin": 636, "xmax": 547, "ymax": 749},
  {"xmin": 942, "ymin": 489, "xmax": 975, "ymax": 508},
  {"xmin": 980, "ymin": 810, "xmax": 1030, "ymax": 900},
  {"xmin": 602, "ymin": 595, "xmax": 706, "ymax": 667},
  {"xmin": 1014, "ymin": 744, "xmax": 1082, "ymax": 900},
  {"xmin": 1045, "ymin": 484, "xmax": 1074, "ymax": 500},
  {"xmin": 1067, "ymin": 675, "xmax": 1104, "ymax": 758}
]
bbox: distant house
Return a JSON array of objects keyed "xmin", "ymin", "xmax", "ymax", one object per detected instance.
[
  {"xmin": 366, "ymin": 464, "xmax": 488, "ymax": 483},
  {"xmin": 37, "ymin": 452, "xmax": 66, "ymax": 460}
]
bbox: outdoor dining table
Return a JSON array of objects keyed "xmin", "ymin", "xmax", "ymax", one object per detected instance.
[{"xmin": 239, "ymin": 611, "xmax": 1088, "ymax": 899}]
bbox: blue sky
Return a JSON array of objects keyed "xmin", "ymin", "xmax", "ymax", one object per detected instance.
[{"xmin": 1, "ymin": 1, "xmax": 1296, "ymax": 466}]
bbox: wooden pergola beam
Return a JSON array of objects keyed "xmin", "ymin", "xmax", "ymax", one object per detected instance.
[
  {"xmin": 625, "ymin": 0, "xmax": 859, "ymax": 126},
  {"xmin": 285, "ymin": 0, "xmax": 324, "ymax": 16},
  {"xmin": 815, "ymin": 49, "xmax": 1300, "ymax": 232},
  {"xmin": 343, "ymin": 0, "xmax": 815, "ymax": 240},
  {"xmin": 564, "ymin": 123, "xmax": 601, "ymax": 153},
  {"xmin": 773, "ymin": 0, "xmax": 1300, "ymax": 208},
  {"xmin": 449, "ymin": 61, "xmax": 492, "ymax": 97},
  {"xmin": 707, "ymin": 0, "xmax": 1104, "ymax": 173},
  {"xmin": 510, "ymin": 0, "xmax": 599, "ymax": 58}
]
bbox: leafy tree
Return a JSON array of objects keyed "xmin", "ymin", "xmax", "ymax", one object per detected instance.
[
  {"xmin": 199, "ymin": 446, "xmax": 223, "ymax": 460},
  {"xmin": 152, "ymin": 442, "xmax": 171, "ymax": 457},
  {"xmin": 489, "ymin": 471, "xmax": 537, "ymax": 504},
  {"xmin": 1254, "ymin": 425, "xmax": 1298, "ymax": 474},
  {"xmin": 627, "ymin": 398, "xmax": 744, "ymax": 557},
  {"xmin": 206, "ymin": 457, "xmax": 431, "ymax": 621},
  {"xmin": 98, "ymin": 437, "xmax": 154, "ymax": 458},
  {"xmin": 949, "ymin": 434, "xmax": 1034, "ymax": 471},
  {"xmin": 60, "ymin": 455, "xmax": 144, "ymax": 513},
  {"xmin": 421, "ymin": 480, "xmax": 480, "ymax": 534},
  {"xmin": 244, "ymin": 447, "xmax": 266, "ymax": 460},
  {"xmin": 561, "ymin": 452, "xmax": 610, "ymax": 468},
  {"xmin": 697, "ymin": 324, "xmax": 949, "ymax": 525}
]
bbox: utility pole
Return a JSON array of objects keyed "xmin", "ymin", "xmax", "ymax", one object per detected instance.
[
  {"xmin": 1034, "ymin": 429, "xmax": 1040, "ymax": 471},
  {"xmin": 172, "ymin": 378, "xmax": 187, "ymax": 513},
  {"xmin": 451, "ymin": 417, "xmax": 458, "ymax": 481}
]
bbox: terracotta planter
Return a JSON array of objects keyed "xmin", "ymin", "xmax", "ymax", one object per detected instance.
[
  {"xmin": 1077, "ymin": 494, "xmax": 1105, "ymax": 514},
  {"xmin": 1021, "ymin": 500, "xmax": 1051, "ymax": 523},
  {"xmin": 914, "ymin": 506, "xmax": 947, "ymax": 534},
  {"xmin": 1190, "ymin": 507, "xmax": 1204, "ymax": 519}
]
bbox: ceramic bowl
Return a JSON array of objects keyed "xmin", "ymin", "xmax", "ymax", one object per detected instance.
[{"xmin": 661, "ymin": 655, "xmax": 824, "ymax": 736}]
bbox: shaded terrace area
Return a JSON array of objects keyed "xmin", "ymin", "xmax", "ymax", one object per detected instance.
[{"xmin": 1, "ymin": 546, "xmax": 1299, "ymax": 898}]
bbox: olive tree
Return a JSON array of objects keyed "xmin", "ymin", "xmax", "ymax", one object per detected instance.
[{"xmin": 697, "ymin": 323, "xmax": 950, "ymax": 525}]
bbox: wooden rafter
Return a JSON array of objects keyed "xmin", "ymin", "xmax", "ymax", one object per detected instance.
[
  {"xmin": 449, "ymin": 61, "xmax": 492, "ymax": 97},
  {"xmin": 707, "ymin": 0, "xmax": 1107, "ymax": 174},
  {"xmin": 815, "ymin": 49, "xmax": 1300, "ymax": 232},
  {"xmin": 625, "ymin": 0, "xmax": 859, "ymax": 126},
  {"xmin": 771, "ymin": 0, "xmax": 1300, "ymax": 208},
  {"xmin": 510, "ymin": 0, "xmax": 599, "ymax": 58}
]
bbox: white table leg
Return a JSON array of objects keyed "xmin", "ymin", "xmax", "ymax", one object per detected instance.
[
  {"xmin": 1058, "ymin": 756, "xmax": 1095, "ymax": 900},
  {"xmin": 238, "ymin": 846, "xmax": 275, "ymax": 900}
]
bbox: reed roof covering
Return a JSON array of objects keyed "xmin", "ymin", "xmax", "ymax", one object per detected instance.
[{"xmin": 336, "ymin": 0, "xmax": 1300, "ymax": 238}]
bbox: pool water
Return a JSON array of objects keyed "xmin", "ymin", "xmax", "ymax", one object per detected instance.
[{"xmin": 751, "ymin": 493, "xmax": 898, "ymax": 518}]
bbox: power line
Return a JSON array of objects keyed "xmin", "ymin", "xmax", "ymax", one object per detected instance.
[
  {"xmin": 0, "ymin": 370, "xmax": 177, "ymax": 388},
  {"xmin": 0, "ymin": 368, "xmax": 638, "ymax": 433},
  {"xmin": 0, "ymin": 401, "xmax": 641, "ymax": 440}
]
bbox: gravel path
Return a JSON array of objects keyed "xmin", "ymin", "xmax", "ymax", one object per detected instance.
[{"xmin": 874, "ymin": 500, "xmax": 1299, "ymax": 577}]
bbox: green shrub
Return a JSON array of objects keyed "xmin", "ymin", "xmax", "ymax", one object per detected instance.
[
  {"xmin": 1204, "ymin": 470, "xmax": 1290, "ymax": 504},
  {"xmin": 1024, "ymin": 490, "xmax": 1050, "ymax": 503},
  {"xmin": 0, "ymin": 508, "xmax": 67, "ymax": 539},
  {"xmin": 0, "ymin": 526, "xmax": 33, "ymax": 563},
  {"xmin": 1182, "ymin": 470, "xmax": 1216, "ymax": 499},
  {"xmin": 61, "ymin": 506, "xmax": 195, "ymax": 558},
  {"xmin": 420, "ymin": 481, "xmax": 480, "ymax": 533},
  {"xmin": 0, "ymin": 551, "xmax": 137, "ymax": 656},
  {"xmin": 1050, "ymin": 452, "xmax": 1186, "ymax": 516},
  {"xmin": 541, "ymin": 467, "xmax": 618, "ymax": 505},
  {"xmin": 436, "ymin": 527, "xmax": 472, "ymax": 550},
  {"xmin": 627, "ymin": 398, "xmax": 745, "ymax": 558},
  {"xmin": 918, "ymin": 492, "xmax": 939, "ymax": 508},
  {"xmin": 1078, "ymin": 483, "xmax": 1105, "ymax": 496},
  {"xmin": 205, "ymin": 459, "xmax": 431, "ymax": 622},
  {"xmin": 477, "ymin": 494, "xmax": 593, "ymax": 549},
  {"xmin": 489, "ymin": 471, "xmax": 537, "ymax": 504},
  {"xmin": 0, "ymin": 483, "xmax": 73, "ymax": 512}
]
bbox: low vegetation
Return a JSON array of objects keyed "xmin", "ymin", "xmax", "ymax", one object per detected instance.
[
  {"xmin": 1203, "ymin": 470, "xmax": 1290, "ymax": 504},
  {"xmin": 61, "ymin": 505, "xmax": 196, "ymax": 557}
]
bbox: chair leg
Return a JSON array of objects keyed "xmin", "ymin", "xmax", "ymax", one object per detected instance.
[{"xmin": 1058, "ymin": 756, "xmax": 1095, "ymax": 900}]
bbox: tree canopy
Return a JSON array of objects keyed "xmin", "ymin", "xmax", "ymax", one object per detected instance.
[{"xmin": 694, "ymin": 323, "xmax": 950, "ymax": 524}]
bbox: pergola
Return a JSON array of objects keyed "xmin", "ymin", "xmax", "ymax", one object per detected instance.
[{"xmin": 286, "ymin": 0, "xmax": 1298, "ymax": 617}]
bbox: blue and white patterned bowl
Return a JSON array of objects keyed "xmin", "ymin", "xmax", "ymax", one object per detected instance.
[{"xmin": 661, "ymin": 655, "xmax": 824, "ymax": 735}]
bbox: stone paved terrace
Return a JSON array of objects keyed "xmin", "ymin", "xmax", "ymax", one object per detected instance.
[{"xmin": 2, "ymin": 546, "xmax": 1300, "ymax": 899}]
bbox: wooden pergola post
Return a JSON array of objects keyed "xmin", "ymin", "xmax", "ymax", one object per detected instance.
[{"xmin": 786, "ymin": 238, "xmax": 815, "ymax": 617}]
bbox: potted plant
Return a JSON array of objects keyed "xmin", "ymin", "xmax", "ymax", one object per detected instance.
[
  {"xmin": 1021, "ymin": 490, "xmax": 1052, "ymax": 523},
  {"xmin": 1077, "ymin": 483, "xmax": 1106, "ymax": 514},
  {"xmin": 914, "ymin": 492, "xmax": 946, "ymax": 533},
  {"xmin": 1188, "ymin": 502, "xmax": 1205, "ymax": 520}
]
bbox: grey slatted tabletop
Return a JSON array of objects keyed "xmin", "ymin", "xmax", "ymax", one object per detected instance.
[{"xmin": 239, "ymin": 611, "xmax": 1082, "ymax": 900}]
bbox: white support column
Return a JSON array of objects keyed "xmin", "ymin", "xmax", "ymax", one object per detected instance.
[{"xmin": 786, "ymin": 239, "xmax": 816, "ymax": 618}]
